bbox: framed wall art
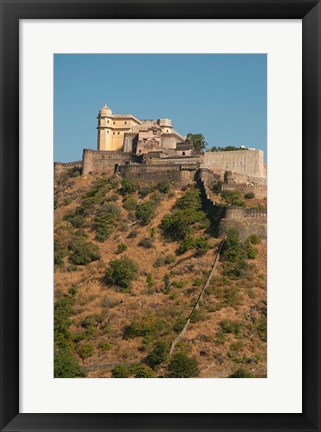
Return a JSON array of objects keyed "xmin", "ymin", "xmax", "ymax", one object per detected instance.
[{"xmin": 0, "ymin": 1, "xmax": 320, "ymax": 431}]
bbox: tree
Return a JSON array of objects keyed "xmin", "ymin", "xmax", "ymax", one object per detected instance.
[
  {"xmin": 111, "ymin": 364, "xmax": 130, "ymax": 378},
  {"xmin": 136, "ymin": 201, "xmax": 156, "ymax": 225},
  {"xmin": 186, "ymin": 133, "xmax": 207, "ymax": 152},
  {"xmin": 69, "ymin": 241, "xmax": 101, "ymax": 265},
  {"xmin": 105, "ymin": 256, "xmax": 139, "ymax": 290},
  {"xmin": 131, "ymin": 364, "xmax": 157, "ymax": 378},
  {"xmin": 147, "ymin": 341, "xmax": 168, "ymax": 369},
  {"xmin": 228, "ymin": 368, "xmax": 254, "ymax": 378},
  {"xmin": 54, "ymin": 349, "xmax": 86, "ymax": 378},
  {"xmin": 167, "ymin": 352, "xmax": 199, "ymax": 378}
]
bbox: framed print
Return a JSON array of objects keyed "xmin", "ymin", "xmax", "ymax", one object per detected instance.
[{"xmin": 0, "ymin": 1, "xmax": 320, "ymax": 431}]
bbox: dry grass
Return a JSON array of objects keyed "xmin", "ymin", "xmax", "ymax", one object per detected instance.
[{"xmin": 55, "ymin": 173, "xmax": 267, "ymax": 378}]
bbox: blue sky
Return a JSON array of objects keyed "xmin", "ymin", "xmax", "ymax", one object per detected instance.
[{"xmin": 54, "ymin": 54, "xmax": 267, "ymax": 162}]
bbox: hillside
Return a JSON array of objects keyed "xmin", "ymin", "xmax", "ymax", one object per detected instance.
[{"xmin": 54, "ymin": 168, "xmax": 267, "ymax": 378}]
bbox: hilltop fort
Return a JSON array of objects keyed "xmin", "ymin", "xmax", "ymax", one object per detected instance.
[{"xmin": 55, "ymin": 104, "xmax": 267, "ymax": 239}]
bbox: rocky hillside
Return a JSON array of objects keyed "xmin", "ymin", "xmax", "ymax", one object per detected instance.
[{"xmin": 54, "ymin": 168, "xmax": 267, "ymax": 378}]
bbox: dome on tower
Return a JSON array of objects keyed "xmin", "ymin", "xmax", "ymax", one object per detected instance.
[{"xmin": 99, "ymin": 104, "xmax": 112, "ymax": 116}]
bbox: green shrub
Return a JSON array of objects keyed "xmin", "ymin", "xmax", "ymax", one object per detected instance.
[
  {"xmin": 173, "ymin": 316, "xmax": 186, "ymax": 333},
  {"xmin": 221, "ymin": 229, "xmax": 249, "ymax": 278},
  {"xmin": 167, "ymin": 353, "xmax": 199, "ymax": 378},
  {"xmin": 221, "ymin": 190, "xmax": 246, "ymax": 206},
  {"xmin": 54, "ymin": 240, "xmax": 67, "ymax": 266},
  {"xmin": 67, "ymin": 166, "xmax": 81, "ymax": 178},
  {"xmin": 105, "ymin": 256, "xmax": 139, "ymax": 290},
  {"xmin": 146, "ymin": 273, "xmax": 154, "ymax": 287},
  {"xmin": 92, "ymin": 204, "xmax": 121, "ymax": 242},
  {"xmin": 193, "ymin": 236, "xmax": 210, "ymax": 254},
  {"xmin": 69, "ymin": 241, "xmax": 100, "ymax": 265},
  {"xmin": 138, "ymin": 238, "xmax": 154, "ymax": 248},
  {"xmin": 212, "ymin": 285, "xmax": 242, "ymax": 309},
  {"xmin": 160, "ymin": 188, "xmax": 207, "ymax": 241},
  {"xmin": 116, "ymin": 243, "xmax": 127, "ymax": 254},
  {"xmin": 127, "ymin": 230, "xmax": 138, "ymax": 239},
  {"xmin": 157, "ymin": 180, "xmax": 171, "ymax": 194},
  {"xmin": 111, "ymin": 364, "xmax": 130, "ymax": 378},
  {"xmin": 121, "ymin": 178, "xmax": 136, "ymax": 196},
  {"xmin": 123, "ymin": 197, "xmax": 137, "ymax": 211},
  {"xmin": 147, "ymin": 341, "xmax": 168, "ymax": 368},
  {"xmin": 54, "ymin": 296, "xmax": 73, "ymax": 348},
  {"xmin": 54, "ymin": 349, "xmax": 86, "ymax": 378},
  {"xmin": 70, "ymin": 214, "xmax": 86, "ymax": 228},
  {"xmin": 78, "ymin": 344, "xmax": 95, "ymax": 359},
  {"xmin": 110, "ymin": 193, "xmax": 119, "ymax": 202},
  {"xmin": 139, "ymin": 185, "xmax": 155, "ymax": 198},
  {"xmin": 126, "ymin": 315, "xmax": 169, "ymax": 339},
  {"xmin": 246, "ymin": 243, "xmax": 258, "ymax": 259},
  {"xmin": 210, "ymin": 180, "xmax": 223, "ymax": 194},
  {"xmin": 80, "ymin": 314, "xmax": 101, "ymax": 329},
  {"xmin": 131, "ymin": 364, "xmax": 157, "ymax": 378},
  {"xmin": 101, "ymin": 296, "xmax": 120, "ymax": 309},
  {"xmin": 171, "ymin": 280, "xmax": 186, "ymax": 288},
  {"xmin": 63, "ymin": 197, "xmax": 72, "ymax": 206},
  {"xmin": 178, "ymin": 236, "xmax": 195, "ymax": 254},
  {"xmin": 192, "ymin": 278, "xmax": 203, "ymax": 287},
  {"xmin": 163, "ymin": 274, "xmax": 171, "ymax": 293},
  {"xmin": 190, "ymin": 309, "xmax": 207, "ymax": 323},
  {"xmin": 150, "ymin": 190, "xmax": 162, "ymax": 203},
  {"xmin": 99, "ymin": 342, "xmax": 112, "ymax": 351},
  {"xmin": 229, "ymin": 368, "xmax": 254, "ymax": 378},
  {"xmin": 247, "ymin": 234, "xmax": 261, "ymax": 245},
  {"xmin": 244, "ymin": 192, "xmax": 255, "ymax": 199},
  {"xmin": 68, "ymin": 285, "xmax": 78, "ymax": 296},
  {"xmin": 136, "ymin": 201, "xmax": 156, "ymax": 225},
  {"xmin": 154, "ymin": 254, "xmax": 176, "ymax": 267},
  {"xmin": 220, "ymin": 320, "xmax": 243, "ymax": 337},
  {"xmin": 256, "ymin": 316, "xmax": 267, "ymax": 342}
]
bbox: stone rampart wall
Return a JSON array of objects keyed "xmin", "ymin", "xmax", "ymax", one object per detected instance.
[
  {"xmin": 220, "ymin": 206, "xmax": 267, "ymax": 240},
  {"xmin": 198, "ymin": 168, "xmax": 267, "ymax": 240},
  {"xmin": 54, "ymin": 161, "xmax": 82, "ymax": 177},
  {"xmin": 225, "ymin": 206, "xmax": 267, "ymax": 220},
  {"xmin": 219, "ymin": 219, "xmax": 267, "ymax": 242},
  {"xmin": 82, "ymin": 149, "xmax": 135, "ymax": 176},
  {"xmin": 204, "ymin": 150, "xmax": 265, "ymax": 178},
  {"xmin": 119, "ymin": 163, "xmax": 196, "ymax": 186},
  {"xmin": 222, "ymin": 182, "xmax": 267, "ymax": 199}
]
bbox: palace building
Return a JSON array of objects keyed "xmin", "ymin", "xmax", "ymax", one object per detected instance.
[{"xmin": 97, "ymin": 104, "xmax": 193, "ymax": 157}]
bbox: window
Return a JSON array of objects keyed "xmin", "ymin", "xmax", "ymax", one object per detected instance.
[
  {"xmin": 113, "ymin": 132, "xmax": 115, "ymax": 135},
  {"xmin": 124, "ymin": 121, "xmax": 127, "ymax": 124},
  {"xmin": 118, "ymin": 132, "xmax": 120, "ymax": 135},
  {"xmin": 113, "ymin": 121, "xmax": 115, "ymax": 124}
]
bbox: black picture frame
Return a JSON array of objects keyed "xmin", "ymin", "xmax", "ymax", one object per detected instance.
[{"xmin": 0, "ymin": 1, "xmax": 320, "ymax": 431}]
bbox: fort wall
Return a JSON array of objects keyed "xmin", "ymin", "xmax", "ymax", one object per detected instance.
[
  {"xmin": 204, "ymin": 150, "xmax": 265, "ymax": 178},
  {"xmin": 219, "ymin": 206, "xmax": 267, "ymax": 241},
  {"xmin": 118, "ymin": 163, "xmax": 196, "ymax": 186},
  {"xmin": 82, "ymin": 149, "xmax": 135, "ymax": 176},
  {"xmin": 198, "ymin": 168, "xmax": 267, "ymax": 241},
  {"xmin": 222, "ymin": 182, "xmax": 267, "ymax": 199},
  {"xmin": 54, "ymin": 161, "xmax": 82, "ymax": 177}
]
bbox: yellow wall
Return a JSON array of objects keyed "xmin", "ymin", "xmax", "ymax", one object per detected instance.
[{"xmin": 97, "ymin": 115, "xmax": 141, "ymax": 151}]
